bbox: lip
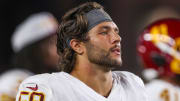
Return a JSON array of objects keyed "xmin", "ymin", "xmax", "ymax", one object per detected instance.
[{"xmin": 111, "ymin": 47, "xmax": 121, "ymax": 55}]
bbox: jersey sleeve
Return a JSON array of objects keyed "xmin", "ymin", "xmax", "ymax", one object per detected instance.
[
  {"xmin": 16, "ymin": 74, "xmax": 54, "ymax": 101},
  {"xmin": 113, "ymin": 71, "xmax": 145, "ymax": 87}
]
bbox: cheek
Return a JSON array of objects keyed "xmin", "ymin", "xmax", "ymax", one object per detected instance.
[{"xmin": 90, "ymin": 36, "xmax": 110, "ymax": 48}]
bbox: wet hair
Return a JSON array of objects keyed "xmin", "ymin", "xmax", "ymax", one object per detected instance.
[{"xmin": 57, "ymin": 2, "xmax": 104, "ymax": 73}]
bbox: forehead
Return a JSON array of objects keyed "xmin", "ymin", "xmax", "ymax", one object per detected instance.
[{"xmin": 89, "ymin": 21, "xmax": 118, "ymax": 32}]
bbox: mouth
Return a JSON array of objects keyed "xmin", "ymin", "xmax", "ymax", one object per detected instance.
[{"xmin": 111, "ymin": 46, "xmax": 121, "ymax": 55}]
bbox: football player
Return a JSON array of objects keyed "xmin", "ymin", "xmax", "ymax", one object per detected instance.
[
  {"xmin": 16, "ymin": 2, "xmax": 148, "ymax": 101},
  {"xmin": 137, "ymin": 18, "xmax": 180, "ymax": 101},
  {"xmin": 11, "ymin": 12, "xmax": 59, "ymax": 74}
]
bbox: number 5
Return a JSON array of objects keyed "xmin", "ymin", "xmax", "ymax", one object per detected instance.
[{"xmin": 18, "ymin": 91, "xmax": 45, "ymax": 101}]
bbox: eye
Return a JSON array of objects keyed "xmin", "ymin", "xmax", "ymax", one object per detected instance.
[{"xmin": 100, "ymin": 31, "xmax": 108, "ymax": 35}]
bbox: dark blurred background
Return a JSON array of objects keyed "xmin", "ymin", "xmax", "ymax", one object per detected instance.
[{"xmin": 0, "ymin": 0, "xmax": 180, "ymax": 77}]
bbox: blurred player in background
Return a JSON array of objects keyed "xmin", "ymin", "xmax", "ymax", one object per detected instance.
[
  {"xmin": 0, "ymin": 12, "xmax": 59, "ymax": 101},
  {"xmin": 16, "ymin": 2, "xmax": 148, "ymax": 101},
  {"xmin": 11, "ymin": 12, "xmax": 60, "ymax": 74},
  {"xmin": 136, "ymin": 6, "xmax": 180, "ymax": 35},
  {"xmin": 0, "ymin": 69, "xmax": 33, "ymax": 101},
  {"xmin": 137, "ymin": 18, "xmax": 180, "ymax": 101}
]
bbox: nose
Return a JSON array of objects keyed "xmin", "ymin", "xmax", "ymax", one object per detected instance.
[{"xmin": 111, "ymin": 32, "xmax": 121, "ymax": 44}]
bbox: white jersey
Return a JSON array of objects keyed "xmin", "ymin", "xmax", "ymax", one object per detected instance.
[
  {"xmin": 0, "ymin": 69, "xmax": 33, "ymax": 101},
  {"xmin": 146, "ymin": 79, "xmax": 180, "ymax": 101},
  {"xmin": 16, "ymin": 71, "xmax": 148, "ymax": 101}
]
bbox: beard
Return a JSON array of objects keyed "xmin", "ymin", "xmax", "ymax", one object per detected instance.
[{"xmin": 85, "ymin": 42, "xmax": 122, "ymax": 70}]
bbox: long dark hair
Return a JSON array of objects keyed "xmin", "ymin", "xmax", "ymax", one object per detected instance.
[{"xmin": 57, "ymin": 2, "xmax": 103, "ymax": 73}]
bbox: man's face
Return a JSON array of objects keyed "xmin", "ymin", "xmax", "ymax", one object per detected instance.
[{"xmin": 85, "ymin": 21, "xmax": 122, "ymax": 70}]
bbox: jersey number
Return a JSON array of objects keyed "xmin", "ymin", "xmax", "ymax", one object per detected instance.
[
  {"xmin": 160, "ymin": 89, "xmax": 179, "ymax": 101},
  {"xmin": 18, "ymin": 91, "xmax": 45, "ymax": 101},
  {"xmin": 160, "ymin": 89, "xmax": 170, "ymax": 101}
]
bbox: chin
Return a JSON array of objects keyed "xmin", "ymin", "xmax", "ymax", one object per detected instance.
[
  {"xmin": 110, "ymin": 58, "xmax": 122, "ymax": 67},
  {"xmin": 113, "ymin": 57, "xmax": 122, "ymax": 64},
  {"xmin": 116, "ymin": 59, "xmax": 123, "ymax": 67}
]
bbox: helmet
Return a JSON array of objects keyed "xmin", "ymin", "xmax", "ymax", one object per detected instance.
[{"xmin": 137, "ymin": 18, "xmax": 180, "ymax": 77}]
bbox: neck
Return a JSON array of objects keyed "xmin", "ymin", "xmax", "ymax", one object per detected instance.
[{"xmin": 70, "ymin": 59, "xmax": 113, "ymax": 97}]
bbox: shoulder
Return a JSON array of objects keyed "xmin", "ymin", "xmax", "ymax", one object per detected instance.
[
  {"xmin": 146, "ymin": 79, "xmax": 175, "ymax": 93},
  {"xmin": 146, "ymin": 79, "xmax": 177, "ymax": 95},
  {"xmin": 20, "ymin": 72, "xmax": 66, "ymax": 85},
  {"xmin": 22, "ymin": 73, "xmax": 53, "ymax": 84},
  {"xmin": 112, "ymin": 71, "xmax": 148, "ymax": 101},
  {"xmin": 146, "ymin": 79, "xmax": 171, "ymax": 88},
  {"xmin": 112, "ymin": 71, "xmax": 144, "ymax": 87},
  {"xmin": 145, "ymin": 79, "xmax": 180, "ymax": 101},
  {"xmin": 16, "ymin": 72, "xmax": 62, "ymax": 101}
]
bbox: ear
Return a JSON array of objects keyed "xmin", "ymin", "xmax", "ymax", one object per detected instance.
[{"xmin": 69, "ymin": 39, "xmax": 84, "ymax": 55}]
